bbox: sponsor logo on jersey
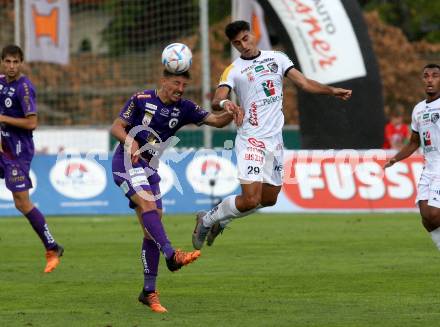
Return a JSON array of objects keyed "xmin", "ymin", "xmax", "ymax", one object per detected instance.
[
  {"xmin": 260, "ymin": 95, "xmax": 282, "ymax": 106},
  {"xmin": 240, "ymin": 65, "xmax": 255, "ymax": 74},
  {"xmin": 431, "ymin": 113, "xmax": 439, "ymax": 124},
  {"xmin": 268, "ymin": 62, "xmax": 278, "ymax": 73},
  {"xmin": 160, "ymin": 108, "xmax": 170, "ymax": 117},
  {"xmin": 145, "ymin": 102, "xmax": 157, "ymax": 110},
  {"xmin": 171, "ymin": 107, "xmax": 180, "ymax": 117},
  {"xmin": 253, "ymin": 57, "xmax": 274, "ymax": 64},
  {"xmin": 423, "ymin": 131, "xmax": 432, "ymax": 146},
  {"xmin": 249, "ymin": 102, "xmax": 258, "ymax": 126},
  {"xmin": 248, "ymin": 137, "xmax": 266, "ymax": 149},
  {"xmin": 122, "ymin": 102, "xmax": 134, "ymax": 119},
  {"xmin": 0, "ymin": 170, "xmax": 36, "ymax": 201},
  {"xmin": 255, "ymin": 65, "xmax": 265, "ymax": 72},
  {"xmin": 137, "ymin": 94, "xmax": 151, "ymax": 99},
  {"xmin": 247, "ymin": 72, "xmax": 255, "ymax": 82},
  {"xmin": 142, "ymin": 113, "xmax": 152, "ymax": 126},
  {"xmin": 423, "ymin": 113, "xmax": 430, "ymax": 119},
  {"xmin": 262, "ymin": 80, "xmax": 275, "ymax": 97}
]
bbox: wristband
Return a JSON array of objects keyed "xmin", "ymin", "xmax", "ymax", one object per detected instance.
[{"xmin": 219, "ymin": 99, "xmax": 229, "ymax": 109}]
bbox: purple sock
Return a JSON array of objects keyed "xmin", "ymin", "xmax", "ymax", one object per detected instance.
[
  {"xmin": 141, "ymin": 238, "xmax": 160, "ymax": 292},
  {"xmin": 25, "ymin": 207, "xmax": 57, "ymax": 250},
  {"xmin": 141, "ymin": 210, "xmax": 174, "ymax": 259}
]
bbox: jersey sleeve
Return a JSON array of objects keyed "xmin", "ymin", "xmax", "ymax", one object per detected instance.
[
  {"xmin": 275, "ymin": 51, "xmax": 295, "ymax": 76},
  {"xmin": 17, "ymin": 80, "xmax": 37, "ymax": 116},
  {"xmin": 185, "ymin": 101, "xmax": 209, "ymax": 126},
  {"xmin": 218, "ymin": 64, "xmax": 235, "ymax": 90},
  {"xmin": 410, "ymin": 106, "xmax": 418, "ymax": 132},
  {"xmin": 119, "ymin": 94, "xmax": 138, "ymax": 125}
]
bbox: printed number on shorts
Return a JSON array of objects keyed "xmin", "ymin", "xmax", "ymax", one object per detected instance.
[{"xmin": 247, "ymin": 166, "xmax": 260, "ymax": 175}]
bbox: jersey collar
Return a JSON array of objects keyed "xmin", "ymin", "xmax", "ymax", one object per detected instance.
[{"xmin": 240, "ymin": 50, "xmax": 261, "ymax": 61}]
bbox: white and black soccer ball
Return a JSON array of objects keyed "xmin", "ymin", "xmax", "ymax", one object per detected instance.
[{"xmin": 161, "ymin": 43, "xmax": 192, "ymax": 74}]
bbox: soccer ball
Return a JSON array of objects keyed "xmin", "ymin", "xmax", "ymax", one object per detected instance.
[{"xmin": 161, "ymin": 43, "xmax": 192, "ymax": 74}]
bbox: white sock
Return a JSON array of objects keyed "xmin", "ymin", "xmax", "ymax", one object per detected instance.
[
  {"xmin": 430, "ymin": 227, "xmax": 440, "ymax": 251},
  {"xmin": 202, "ymin": 195, "xmax": 262, "ymax": 228}
]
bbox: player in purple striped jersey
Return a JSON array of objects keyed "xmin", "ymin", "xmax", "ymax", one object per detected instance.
[
  {"xmin": 0, "ymin": 45, "xmax": 63, "ymax": 273},
  {"xmin": 111, "ymin": 69, "xmax": 241, "ymax": 313}
]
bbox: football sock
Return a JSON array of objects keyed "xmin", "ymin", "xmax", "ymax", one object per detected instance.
[
  {"xmin": 430, "ymin": 227, "xmax": 440, "ymax": 251},
  {"xmin": 141, "ymin": 210, "xmax": 175, "ymax": 259},
  {"xmin": 202, "ymin": 195, "xmax": 261, "ymax": 228},
  {"xmin": 25, "ymin": 207, "xmax": 57, "ymax": 250},
  {"xmin": 142, "ymin": 238, "xmax": 159, "ymax": 292}
]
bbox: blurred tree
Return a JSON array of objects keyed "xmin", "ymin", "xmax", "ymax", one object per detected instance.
[{"xmin": 360, "ymin": 0, "xmax": 440, "ymax": 42}]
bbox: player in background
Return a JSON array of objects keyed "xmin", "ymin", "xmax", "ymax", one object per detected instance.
[
  {"xmin": 383, "ymin": 105, "xmax": 410, "ymax": 150},
  {"xmin": 193, "ymin": 20, "xmax": 352, "ymax": 249},
  {"xmin": 111, "ymin": 69, "xmax": 242, "ymax": 313},
  {"xmin": 0, "ymin": 45, "xmax": 63, "ymax": 273},
  {"xmin": 384, "ymin": 64, "xmax": 440, "ymax": 250}
]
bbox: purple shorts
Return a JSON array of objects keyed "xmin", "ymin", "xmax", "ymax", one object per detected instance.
[
  {"xmin": 0, "ymin": 154, "xmax": 33, "ymax": 193},
  {"xmin": 112, "ymin": 146, "xmax": 162, "ymax": 209}
]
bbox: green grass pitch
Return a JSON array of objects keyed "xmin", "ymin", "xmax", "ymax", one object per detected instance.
[{"xmin": 1, "ymin": 213, "xmax": 440, "ymax": 327}]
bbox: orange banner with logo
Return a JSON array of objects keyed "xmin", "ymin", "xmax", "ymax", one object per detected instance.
[{"xmin": 24, "ymin": 0, "xmax": 70, "ymax": 65}]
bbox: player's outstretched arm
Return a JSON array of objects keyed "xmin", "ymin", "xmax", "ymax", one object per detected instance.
[
  {"xmin": 203, "ymin": 111, "xmax": 235, "ymax": 128},
  {"xmin": 0, "ymin": 114, "xmax": 37, "ymax": 130},
  {"xmin": 211, "ymin": 86, "xmax": 243, "ymax": 126},
  {"xmin": 384, "ymin": 131, "xmax": 420, "ymax": 168},
  {"xmin": 286, "ymin": 68, "xmax": 352, "ymax": 100}
]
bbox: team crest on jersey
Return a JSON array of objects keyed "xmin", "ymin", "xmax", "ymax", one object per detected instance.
[
  {"xmin": 431, "ymin": 113, "xmax": 439, "ymax": 124},
  {"xmin": 169, "ymin": 118, "xmax": 179, "ymax": 128},
  {"xmin": 4, "ymin": 98, "xmax": 12, "ymax": 108},
  {"xmin": 268, "ymin": 62, "xmax": 278, "ymax": 73},
  {"xmin": 171, "ymin": 107, "xmax": 180, "ymax": 117}
]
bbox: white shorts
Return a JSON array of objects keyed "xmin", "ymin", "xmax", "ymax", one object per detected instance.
[
  {"xmin": 235, "ymin": 133, "xmax": 284, "ymax": 186},
  {"xmin": 416, "ymin": 171, "xmax": 440, "ymax": 208}
]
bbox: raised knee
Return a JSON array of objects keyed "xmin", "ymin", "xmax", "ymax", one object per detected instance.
[
  {"xmin": 242, "ymin": 195, "xmax": 261, "ymax": 211},
  {"xmin": 261, "ymin": 198, "xmax": 277, "ymax": 207}
]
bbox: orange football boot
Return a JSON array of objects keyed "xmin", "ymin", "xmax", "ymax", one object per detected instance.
[
  {"xmin": 138, "ymin": 291, "xmax": 168, "ymax": 313},
  {"xmin": 44, "ymin": 245, "xmax": 64, "ymax": 273}
]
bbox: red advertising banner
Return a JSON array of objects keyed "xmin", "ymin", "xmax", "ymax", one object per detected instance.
[{"xmin": 282, "ymin": 151, "xmax": 424, "ymax": 210}]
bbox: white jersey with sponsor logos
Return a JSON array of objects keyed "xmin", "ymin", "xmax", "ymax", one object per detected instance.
[
  {"xmin": 411, "ymin": 97, "xmax": 440, "ymax": 174},
  {"xmin": 219, "ymin": 50, "xmax": 294, "ymax": 138}
]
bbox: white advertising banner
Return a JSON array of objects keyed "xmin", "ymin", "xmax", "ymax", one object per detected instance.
[
  {"xmin": 24, "ymin": 0, "xmax": 70, "ymax": 65},
  {"xmin": 267, "ymin": 0, "xmax": 366, "ymax": 84}
]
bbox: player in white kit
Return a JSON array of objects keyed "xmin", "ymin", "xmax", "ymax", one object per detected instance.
[
  {"xmin": 385, "ymin": 63, "xmax": 440, "ymax": 249},
  {"xmin": 192, "ymin": 20, "xmax": 352, "ymax": 249}
]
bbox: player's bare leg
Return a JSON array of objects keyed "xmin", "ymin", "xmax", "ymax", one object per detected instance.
[
  {"xmin": 13, "ymin": 190, "xmax": 63, "ymax": 273},
  {"xmin": 418, "ymin": 200, "xmax": 440, "ymax": 250}
]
